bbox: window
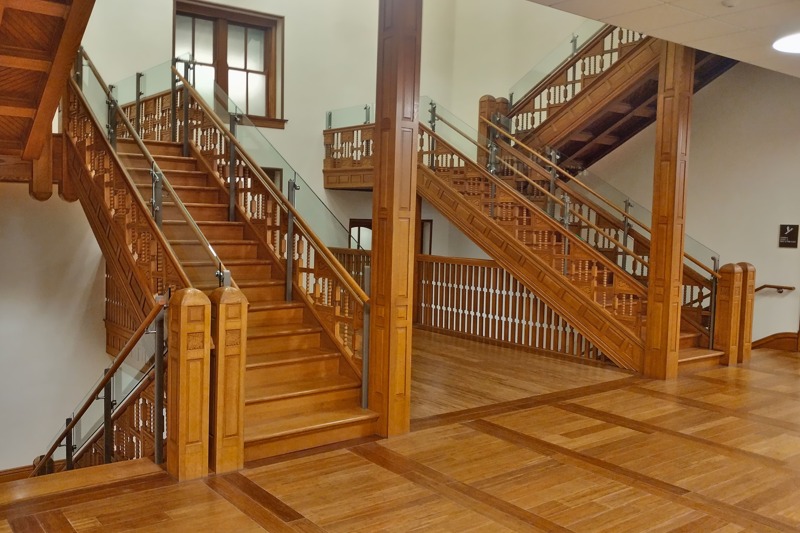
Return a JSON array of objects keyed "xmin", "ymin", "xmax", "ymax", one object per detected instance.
[
  {"xmin": 174, "ymin": 1, "xmax": 284, "ymax": 128},
  {"xmin": 348, "ymin": 219, "xmax": 433, "ymax": 254}
]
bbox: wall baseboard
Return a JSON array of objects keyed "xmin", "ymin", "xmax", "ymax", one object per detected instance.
[{"xmin": 752, "ymin": 332, "xmax": 799, "ymax": 351}]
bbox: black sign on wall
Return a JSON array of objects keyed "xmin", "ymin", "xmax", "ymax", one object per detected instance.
[{"xmin": 779, "ymin": 225, "xmax": 799, "ymax": 248}]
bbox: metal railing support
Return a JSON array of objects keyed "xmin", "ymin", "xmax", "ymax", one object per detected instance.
[
  {"xmin": 621, "ymin": 198, "xmax": 632, "ymax": 269},
  {"xmin": 182, "ymin": 62, "xmax": 190, "ymax": 157},
  {"xmin": 170, "ymin": 59, "xmax": 178, "ymax": 143},
  {"xmin": 74, "ymin": 49, "xmax": 83, "ymax": 90},
  {"xmin": 285, "ymin": 176, "xmax": 300, "ymax": 301},
  {"xmin": 709, "ymin": 256, "xmax": 720, "ymax": 349},
  {"xmin": 153, "ymin": 304, "xmax": 166, "ymax": 465},
  {"xmin": 361, "ymin": 265, "xmax": 371, "ymax": 409},
  {"xmin": 364, "ymin": 104, "xmax": 371, "ymax": 125},
  {"xmin": 103, "ymin": 368, "xmax": 114, "ymax": 464},
  {"xmin": 325, "ymin": 111, "xmax": 332, "ymax": 130},
  {"xmin": 64, "ymin": 418, "xmax": 74, "ymax": 470},
  {"xmin": 135, "ymin": 72, "xmax": 143, "ymax": 136},
  {"xmin": 562, "ymin": 193, "xmax": 571, "ymax": 276},
  {"xmin": 151, "ymin": 163, "xmax": 163, "ymax": 229},
  {"xmin": 428, "ymin": 101, "xmax": 437, "ymax": 171},
  {"xmin": 106, "ymin": 86, "xmax": 117, "ymax": 150},
  {"xmin": 228, "ymin": 113, "xmax": 239, "ymax": 222},
  {"xmin": 548, "ymin": 148, "xmax": 559, "ymax": 217}
]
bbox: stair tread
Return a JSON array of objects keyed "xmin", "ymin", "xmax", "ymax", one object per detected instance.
[
  {"xmin": 248, "ymin": 324, "xmax": 322, "ymax": 338},
  {"xmin": 248, "ymin": 347, "xmax": 340, "ymax": 368},
  {"xmin": 208, "ymin": 239, "xmax": 259, "ymax": 245},
  {"xmin": 246, "ymin": 374, "xmax": 359, "ymax": 403},
  {"xmin": 244, "ymin": 407, "xmax": 376, "ymax": 442},
  {"xmin": 678, "ymin": 347, "xmax": 725, "ymax": 362},
  {"xmin": 249, "ymin": 301, "xmax": 304, "ymax": 312},
  {"xmin": 237, "ymin": 279, "xmax": 282, "ymax": 288}
]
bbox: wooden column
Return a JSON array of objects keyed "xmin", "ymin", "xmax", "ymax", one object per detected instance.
[
  {"xmin": 737, "ymin": 262, "xmax": 755, "ymax": 364},
  {"xmin": 714, "ymin": 264, "xmax": 743, "ymax": 365},
  {"xmin": 29, "ymin": 134, "xmax": 52, "ymax": 201},
  {"xmin": 167, "ymin": 288, "xmax": 211, "ymax": 480},
  {"xmin": 477, "ymin": 95, "xmax": 509, "ymax": 167},
  {"xmin": 209, "ymin": 287, "xmax": 248, "ymax": 474},
  {"xmin": 644, "ymin": 43, "xmax": 694, "ymax": 379},
  {"xmin": 369, "ymin": 0, "xmax": 422, "ymax": 436}
]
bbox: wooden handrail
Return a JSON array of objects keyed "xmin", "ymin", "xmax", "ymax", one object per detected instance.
[
  {"xmin": 80, "ymin": 48, "xmax": 228, "ymax": 288},
  {"xmin": 480, "ymin": 117, "xmax": 721, "ymax": 280},
  {"xmin": 68, "ymin": 77, "xmax": 192, "ymax": 290},
  {"xmin": 432, "ymin": 114, "xmax": 649, "ymax": 271},
  {"xmin": 509, "ymin": 25, "xmax": 614, "ymax": 115},
  {"xmin": 755, "ymin": 284, "xmax": 795, "ymax": 294},
  {"xmin": 172, "ymin": 68, "xmax": 369, "ymax": 306},
  {"xmin": 421, "ymin": 123, "xmax": 646, "ymax": 295},
  {"xmin": 31, "ymin": 303, "xmax": 165, "ymax": 477}
]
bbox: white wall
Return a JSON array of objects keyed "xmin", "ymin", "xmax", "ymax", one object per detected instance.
[
  {"xmin": 0, "ymin": 184, "xmax": 108, "ymax": 470},
  {"xmin": 590, "ymin": 63, "xmax": 800, "ymax": 341}
]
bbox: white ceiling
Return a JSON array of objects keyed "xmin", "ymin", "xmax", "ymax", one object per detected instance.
[{"xmin": 527, "ymin": 0, "xmax": 800, "ymax": 78}]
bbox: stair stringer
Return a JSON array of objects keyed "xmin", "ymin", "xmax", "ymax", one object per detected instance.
[
  {"xmin": 66, "ymin": 135, "xmax": 155, "ymax": 323},
  {"xmin": 418, "ymin": 165, "xmax": 644, "ymax": 371},
  {"xmin": 522, "ymin": 37, "xmax": 662, "ymax": 152}
]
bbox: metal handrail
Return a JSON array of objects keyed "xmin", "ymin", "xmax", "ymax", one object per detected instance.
[
  {"xmin": 80, "ymin": 48, "xmax": 232, "ymax": 289},
  {"xmin": 30, "ymin": 303, "xmax": 165, "ymax": 477},
  {"xmin": 172, "ymin": 67, "xmax": 369, "ymax": 306},
  {"xmin": 480, "ymin": 117, "xmax": 720, "ymax": 280}
]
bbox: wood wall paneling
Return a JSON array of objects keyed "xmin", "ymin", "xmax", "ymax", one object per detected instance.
[
  {"xmin": 644, "ymin": 43, "xmax": 695, "ymax": 379},
  {"xmin": 369, "ymin": 0, "xmax": 423, "ymax": 437},
  {"xmin": 167, "ymin": 288, "xmax": 211, "ymax": 481}
]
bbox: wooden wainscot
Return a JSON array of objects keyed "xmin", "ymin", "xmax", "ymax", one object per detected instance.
[
  {"xmin": 167, "ymin": 288, "xmax": 212, "ymax": 481},
  {"xmin": 209, "ymin": 287, "xmax": 249, "ymax": 474}
]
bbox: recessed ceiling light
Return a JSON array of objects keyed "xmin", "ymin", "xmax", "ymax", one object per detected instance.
[{"xmin": 773, "ymin": 32, "xmax": 800, "ymax": 54}]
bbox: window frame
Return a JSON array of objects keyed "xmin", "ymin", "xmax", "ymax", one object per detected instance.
[{"xmin": 174, "ymin": 0, "xmax": 285, "ymax": 129}]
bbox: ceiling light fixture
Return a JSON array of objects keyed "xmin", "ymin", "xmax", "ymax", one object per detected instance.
[{"xmin": 773, "ymin": 32, "xmax": 800, "ymax": 54}]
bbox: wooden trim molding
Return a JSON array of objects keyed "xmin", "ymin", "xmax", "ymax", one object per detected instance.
[{"xmin": 752, "ymin": 332, "xmax": 799, "ymax": 352}]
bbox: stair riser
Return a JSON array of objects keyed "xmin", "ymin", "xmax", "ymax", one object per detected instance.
[
  {"xmin": 163, "ymin": 172, "xmax": 212, "ymax": 187},
  {"xmin": 228, "ymin": 263, "xmax": 272, "ymax": 280},
  {"xmin": 117, "ymin": 140, "xmax": 183, "ymax": 157},
  {"xmin": 211, "ymin": 243, "xmax": 260, "ymax": 260},
  {"xmin": 152, "ymin": 158, "xmax": 198, "ymax": 172},
  {"xmin": 197, "ymin": 224, "xmax": 245, "ymax": 241},
  {"xmin": 249, "ymin": 332, "xmax": 321, "ymax": 354},
  {"xmin": 180, "ymin": 204, "xmax": 228, "ymax": 222},
  {"xmin": 162, "ymin": 223, "xmax": 244, "ymax": 241},
  {"xmin": 245, "ymin": 387, "xmax": 361, "ymax": 423},
  {"xmin": 171, "ymin": 189, "xmax": 221, "ymax": 204},
  {"xmin": 245, "ymin": 357, "xmax": 340, "ymax": 387},
  {"xmin": 678, "ymin": 355, "xmax": 723, "ymax": 374},
  {"xmin": 171, "ymin": 242, "xmax": 216, "ymax": 262},
  {"xmin": 248, "ymin": 306, "xmax": 304, "ymax": 327},
  {"xmin": 680, "ymin": 335, "xmax": 701, "ymax": 350},
  {"xmin": 182, "ymin": 263, "xmax": 218, "ymax": 284},
  {"xmin": 244, "ymin": 419, "xmax": 374, "ymax": 462},
  {"xmin": 241, "ymin": 284, "xmax": 284, "ymax": 302}
]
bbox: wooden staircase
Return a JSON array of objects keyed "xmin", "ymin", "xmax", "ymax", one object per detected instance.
[{"xmin": 117, "ymin": 139, "xmax": 377, "ymax": 462}]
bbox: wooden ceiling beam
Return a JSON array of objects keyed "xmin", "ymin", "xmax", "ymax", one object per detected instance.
[
  {"xmin": 22, "ymin": 0, "xmax": 95, "ymax": 161},
  {"xmin": 0, "ymin": 53, "xmax": 51, "ymax": 72},
  {"xmin": 2, "ymin": 0, "xmax": 69, "ymax": 18},
  {"xmin": 0, "ymin": 105, "xmax": 35, "ymax": 118}
]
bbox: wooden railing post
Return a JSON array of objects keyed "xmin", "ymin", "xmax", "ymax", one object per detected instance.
[
  {"xmin": 737, "ymin": 262, "xmax": 755, "ymax": 364},
  {"xmin": 167, "ymin": 288, "xmax": 211, "ymax": 481},
  {"xmin": 478, "ymin": 95, "xmax": 509, "ymax": 167},
  {"xmin": 713, "ymin": 264, "xmax": 743, "ymax": 366},
  {"xmin": 209, "ymin": 287, "xmax": 248, "ymax": 474}
]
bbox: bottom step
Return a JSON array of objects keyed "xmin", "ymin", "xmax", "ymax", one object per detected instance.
[
  {"xmin": 244, "ymin": 407, "xmax": 377, "ymax": 461},
  {"xmin": 678, "ymin": 347, "xmax": 726, "ymax": 374}
]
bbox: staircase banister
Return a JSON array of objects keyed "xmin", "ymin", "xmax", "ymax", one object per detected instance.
[
  {"xmin": 482, "ymin": 117, "xmax": 721, "ymax": 281},
  {"xmin": 420, "ymin": 123, "xmax": 647, "ymax": 297},
  {"xmin": 755, "ymin": 284, "xmax": 795, "ymax": 293},
  {"xmin": 67, "ymin": 77, "xmax": 192, "ymax": 290},
  {"xmin": 30, "ymin": 303, "xmax": 166, "ymax": 478},
  {"xmin": 172, "ymin": 67, "xmax": 369, "ymax": 306},
  {"xmin": 432, "ymin": 113, "xmax": 649, "ymax": 272},
  {"xmin": 509, "ymin": 25, "xmax": 616, "ymax": 115}
]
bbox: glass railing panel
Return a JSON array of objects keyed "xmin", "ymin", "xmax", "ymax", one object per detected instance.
[
  {"xmin": 213, "ymin": 84, "xmax": 360, "ymax": 250},
  {"xmin": 80, "ymin": 60, "xmax": 111, "ymax": 129},
  {"xmin": 508, "ymin": 19, "xmax": 605, "ymax": 106},
  {"xmin": 115, "ymin": 54, "xmax": 191, "ymax": 106},
  {"xmin": 420, "ymin": 95, "xmax": 485, "ymax": 163},
  {"xmin": 326, "ymin": 103, "xmax": 375, "ymax": 129}
]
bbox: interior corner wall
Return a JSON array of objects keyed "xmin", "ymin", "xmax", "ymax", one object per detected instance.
[
  {"xmin": 0, "ymin": 184, "xmax": 108, "ymax": 470},
  {"xmin": 589, "ymin": 63, "xmax": 800, "ymax": 341}
]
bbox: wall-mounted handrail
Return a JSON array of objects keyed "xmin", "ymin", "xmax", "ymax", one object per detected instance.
[
  {"xmin": 755, "ymin": 284, "xmax": 795, "ymax": 294},
  {"xmin": 30, "ymin": 303, "xmax": 165, "ymax": 477},
  {"xmin": 480, "ymin": 116, "xmax": 720, "ymax": 280},
  {"xmin": 172, "ymin": 67, "xmax": 369, "ymax": 306}
]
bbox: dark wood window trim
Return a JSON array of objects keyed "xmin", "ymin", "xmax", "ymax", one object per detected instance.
[{"xmin": 174, "ymin": 0, "xmax": 286, "ymax": 128}]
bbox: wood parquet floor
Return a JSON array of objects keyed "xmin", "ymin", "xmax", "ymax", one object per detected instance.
[{"xmin": 4, "ymin": 336, "xmax": 800, "ymax": 532}]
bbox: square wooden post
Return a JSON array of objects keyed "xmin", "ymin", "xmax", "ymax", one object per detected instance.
[
  {"xmin": 209, "ymin": 287, "xmax": 248, "ymax": 473},
  {"xmin": 737, "ymin": 262, "xmax": 755, "ymax": 364},
  {"xmin": 644, "ymin": 42, "xmax": 694, "ymax": 379},
  {"xmin": 167, "ymin": 288, "xmax": 211, "ymax": 480},
  {"xmin": 369, "ymin": 0, "xmax": 423, "ymax": 436},
  {"xmin": 714, "ymin": 264, "xmax": 743, "ymax": 365}
]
